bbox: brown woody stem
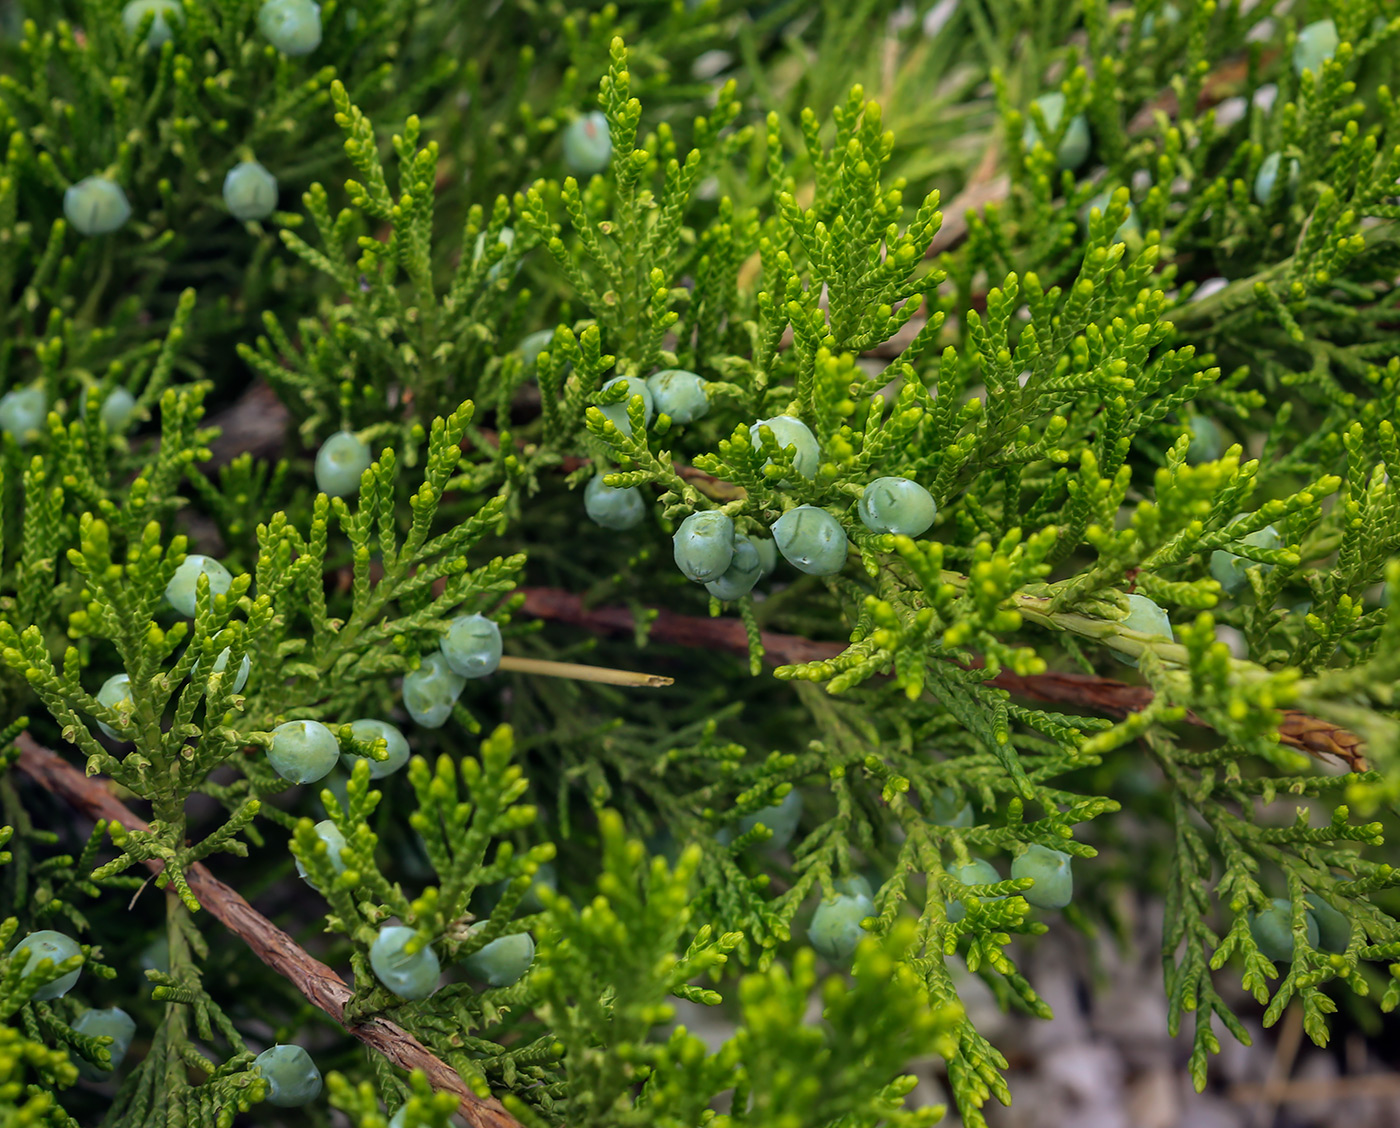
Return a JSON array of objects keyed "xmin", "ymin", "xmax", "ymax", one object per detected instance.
[
  {"xmin": 12, "ymin": 733, "xmax": 524, "ymax": 1128},
  {"xmin": 513, "ymin": 587, "xmax": 1365, "ymax": 771}
]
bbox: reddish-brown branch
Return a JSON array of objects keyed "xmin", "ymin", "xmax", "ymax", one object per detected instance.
[
  {"xmin": 13, "ymin": 733, "xmax": 523, "ymax": 1128},
  {"xmin": 514, "ymin": 587, "xmax": 1366, "ymax": 771}
]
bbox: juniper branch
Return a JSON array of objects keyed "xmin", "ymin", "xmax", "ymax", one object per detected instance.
[
  {"xmin": 12, "ymin": 733, "xmax": 526, "ymax": 1128},
  {"xmin": 514, "ymin": 587, "xmax": 1365, "ymax": 770}
]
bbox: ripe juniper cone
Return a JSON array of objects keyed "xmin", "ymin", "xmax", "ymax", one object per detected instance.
[
  {"xmin": 194, "ymin": 646, "xmax": 251, "ymax": 693},
  {"xmin": 749, "ymin": 534, "xmax": 778, "ymax": 578},
  {"xmin": 1083, "ymin": 189, "xmax": 1139, "ymax": 244},
  {"xmin": 1140, "ymin": 2, "xmax": 1180, "ymax": 35},
  {"xmin": 402, "ymin": 652, "xmax": 465, "ymax": 728},
  {"xmin": 1023, "ymin": 91, "xmax": 1090, "ymax": 170},
  {"xmin": 253, "ymin": 1044, "xmax": 323, "ymax": 1107},
  {"xmin": 1011, "ymin": 844, "xmax": 1073, "ymax": 910},
  {"xmin": 79, "ymin": 386, "xmax": 137, "ymax": 433},
  {"xmin": 314, "ymin": 430, "xmax": 372, "ymax": 496},
  {"xmin": 519, "ymin": 329, "xmax": 555, "ymax": 371},
  {"xmin": 139, "ymin": 936, "xmax": 169, "ymax": 975},
  {"xmin": 121, "ymin": 0, "xmax": 183, "ymax": 46},
  {"xmin": 646, "ymin": 369, "xmax": 709, "ymax": 424},
  {"xmin": 1304, "ymin": 893, "xmax": 1352, "ymax": 953},
  {"xmin": 370, "ymin": 925, "xmax": 440, "ymax": 1001},
  {"xmin": 223, "ymin": 160, "xmax": 279, "ymax": 222},
  {"xmin": 749, "ymin": 415, "xmax": 819, "ymax": 483},
  {"xmin": 1254, "ymin": 151, "xmax": 1300, "ymax": 205},
  {"xmin": 72, "ymin": 1007, "xmax": 137, "ymax": 1081},
  {"xmin": 1250, "ymin": 898, "xmax": 1319, "ymax": 963},
  {"xmin": 343, "ymin": 718, "xmax": 411, "ymax": 778},
  {"xmin": 1185, "ymin": 414, "xmax": 1224, "ymax": 463},
  {"xmin": 12, "ymin": 930, "xmax": 82, "ymax": 1000},
  {"xmin": 95, "ymin": 673, "xmax": 134, "ymax": 740},
  {"xmin": 596, "ymin": 374, "xmax": 654, "ymax": 435},
  {"xmin": 928, "ymin": 785, "xmax": 973, "ymax": 828},
  {"xmin": 164, "ymin": 553, "xmax": 233, "ymax": 617},
  {"xmin": 1210, "ymin": 521, "xmax": 1282, "ymax": 594},
  {"xmin": 773, "ymin": 505, "xmax": 848, "ymax": 576},
  {"xmin": 858, "ymin": 476, "xmax": 936, "ymax": 537},
  {"xmin": 461, "ymin": 925, "xmax": 536, "ymax": 987},
  {"xmin": 267, "ymin": 720, "xmax": 340, "ymax": 784},
  {"xmin": 1293, "ymin": 17, "xmax": 1338, "ymax": 76},
  {"xmin": 441, "ymin": 613, "xmax": 503, "ymax": 678},
  {"xmin": 835, "ymin": 873, "xmax": 874, "ymax": 901},
  {"xmin": 1115, "ymin": 592, "xmax": 1174, "ymax": 667},
  {"xmin": 474, "ymin": 226, "xmax": 517, "ymax": 281},
  {"xmin": 100, "ymin": 387, "xmax": 136, "ymax": 432},
  {"xmin": 807, "ymin": 889, "xmax": 874, "ymax": 963},
  {"xmin": 257, "ymin": 0, "xmax": 322, "ymax": 55},
  {"xmin": 562, "ymin": 110, "xmax": 612, "ymax": 176},
  {"xmin": 946, "ymin": 859, "xmax": 1002, "ymax": 923},
  {"xmin": 705, "ymin": 534, "xmax": 764, "ymax": 601},
  {"xmin": 673, "ymin": 510, "xmax": 735, "ymax": 583},
  {"xmin": 63, "ymin": 177, "xmax": 131, "ymax": 236},
  {"xmin": 584, "ymin": 472, "xmax": 647, "ymax": 530},
  {"xmin": 732, "ymin": 788, "xmax": 803, "ymax": 849},
  {"xmin": 295, "ymin": 819, "xmax": 348, "ymax": 882},
  {"xmin": 0, "ymin": 385, "xmax": 48, "ymax": 445},
  {"xmin": 320, "ymin": 773, "xmax": 351, "ymax": 819}
]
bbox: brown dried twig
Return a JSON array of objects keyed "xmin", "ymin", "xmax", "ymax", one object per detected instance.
[
  {"xmin": 514, "ymin": 587, "xmax": 1366, "ymax": 770},
  {"xmin": 12, "ymin": 733, "xmax": 524, "ymax": 1128}
]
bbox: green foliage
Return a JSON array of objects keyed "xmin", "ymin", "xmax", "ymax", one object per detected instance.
[{"xmin": 5, "ymin": 1, "xmax": 1400, "ymax": 1127}]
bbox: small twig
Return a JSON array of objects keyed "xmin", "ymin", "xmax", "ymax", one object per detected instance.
[
  {"xmin": 498, "ymin": 654, "xmax": 672, "ymax": 688},
  {"xmin": 12, "ymin": 733, "xmax": 524, "ymax": 1128},
  {"xmin": 514, "ymin": 587, "xmax": 1366, "ymax": 769},
  {"xmin": 128, "ymin": 871, "xmax": 156, "ymax": 911}
]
